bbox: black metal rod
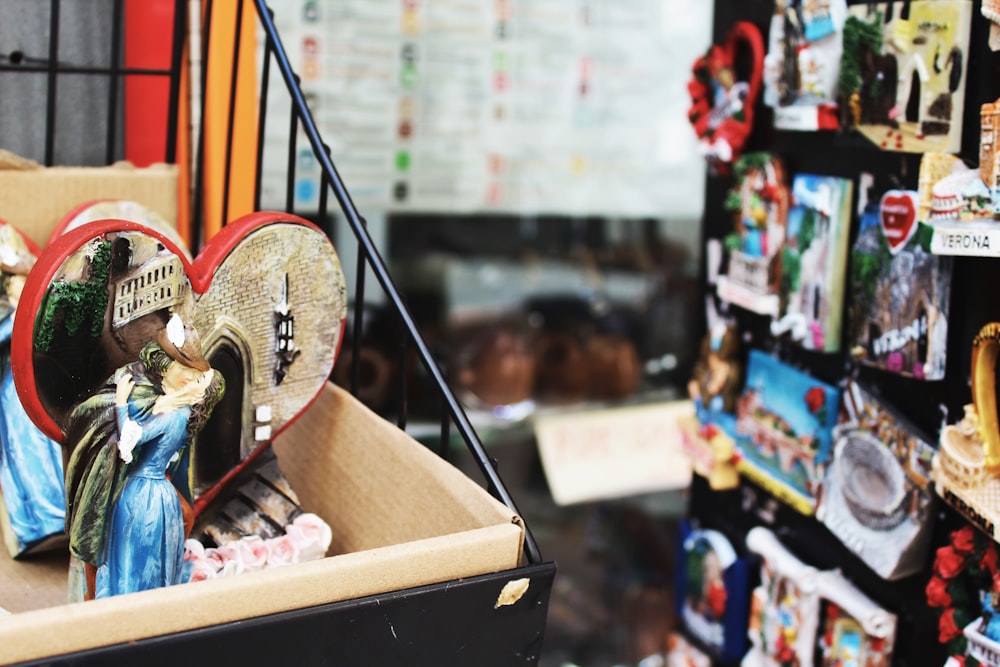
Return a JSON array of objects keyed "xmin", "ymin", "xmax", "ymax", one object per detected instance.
[
  {"xmin": 105, "ymin": 0, "xmax": 124, "ymax": 165},
  {"xmin": 396, "ymin": 328, "xmax": 408, "ymax": 431},
  {"xmin": 285, "ymin": 97, "xmax": 298, "ymax": 213},
  {"xmin": 439, "ymin": 409, "xmax": 451, "ymax": 461},
  {"xmin": 164, "ymin": 0, "xmax": 187, "ymax": 164},
  {"xmin": 220, "ymin": 0, "xmax": 246, "ymax": 227},
  {"xmin": 317, "ymin": 147, "xmax": 332, "ymax": 238},
  {"xmin": 43, "ymin": 0, "xmax": 61, "ymax": 166},
  {"xmin": 0, "ymin": 65, "xmax": 174, "ymax": 75},
  {"xmin": 252, "ymin": 0, "xmax": 541, "ymax": 564},
  {"xmin": 349, "ymin": 231, "xmax": 367, "ymax": 398}
]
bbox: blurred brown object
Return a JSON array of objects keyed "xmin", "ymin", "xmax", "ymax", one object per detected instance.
[
  {"xmin": 587, "ymin": 333, "xmax": 642, "ymax": 401},
  {"xmin": 534, "ymin": 331, "xmax": 589, "ymax": 402},
  {"xmin": 457, "ymin": 327, "xmax": 535, "ymax": 407},
  {"xmin": 332, "ymin": 345, "xmax": 396, "ymax": 412}
]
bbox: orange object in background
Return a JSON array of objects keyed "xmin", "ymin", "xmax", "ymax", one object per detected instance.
[{"xmin": 200, "ymin": 0, "xmax": 259, "ymax": 244}]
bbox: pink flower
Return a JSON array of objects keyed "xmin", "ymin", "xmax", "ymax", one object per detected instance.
[
  {"xmin": 266, "ymin": 535, "xmax": 300, "ymax": 567},
  {"xmin": 206, "ymin": 544, "xmax": 242, "ymax": 571},
  {"xmin": 237, "ymin": 535, "xmax": 269, "ymax": 572},
  {"xmin": 188, "ymin": 560, "xmax": 218, "ymax": 583},
  {"xmin": 183, "ymin": 538, "xmax": 207, "ymax": 562},
  {"xmin": 285, "ymin": 513, "xmax": 332, "ymax": 561}
]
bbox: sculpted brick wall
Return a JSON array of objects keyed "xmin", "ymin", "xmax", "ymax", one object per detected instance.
[{"xmin": 190, "ymin": 223, "xmax": 347, "ymax": 455}]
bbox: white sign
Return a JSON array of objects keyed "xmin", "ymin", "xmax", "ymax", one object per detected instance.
[
  {"xmin": 263, "ymin": 0, "xmax": 712, "ymax": 218},
  {"xmin": 931, "ymin": 223, "xmax": 1000, "ymax": 257},
  {"xmin": 534, "ymin": 400, "xmax": 693, "ymax": 505}
]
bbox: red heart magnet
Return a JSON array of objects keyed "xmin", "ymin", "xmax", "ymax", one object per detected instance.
[
  {"xmin": 12, "ymin": 212, "xmax": 347, "ymax": 512},
  {"xmin": 879, "ymin": 190, "xmax": 919, "ymax": 254}
]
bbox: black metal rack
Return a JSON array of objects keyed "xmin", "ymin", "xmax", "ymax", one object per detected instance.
[{"xmin": 0, "ymin": 1, "xmax": 553, "ymax": 663}]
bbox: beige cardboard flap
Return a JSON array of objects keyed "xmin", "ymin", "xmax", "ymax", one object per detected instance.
[
  {"xmin": 0, "ymin": 161, "xmax": 178, "ymax": 248},
  {"xmin": 273, "ymin": 383, "xmax": 523, "ymax": 553}
]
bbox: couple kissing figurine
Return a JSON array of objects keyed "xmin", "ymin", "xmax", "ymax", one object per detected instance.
[{"xmin": 64, "ymin": 313, "xmax": 224, "ymax": 600}]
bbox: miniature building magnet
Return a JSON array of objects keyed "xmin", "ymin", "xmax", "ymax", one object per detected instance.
[
  {"xmin": 838, "ymin": 0, "xmax": 972, "ymax": 154},
  {"xmin": 817, "ymin": 381, "xmax": 937, "ymax": 579},
  {"xmin": 847, "ymin": 185, "xmax": 951, "ymax": 380},
  {"xmin": 715, "ymin": 153, "xmax": 790, "ymax": 316},
  {"xmin": 933, "ymin": 323, "xmax": 1000, "ymax": 543}
]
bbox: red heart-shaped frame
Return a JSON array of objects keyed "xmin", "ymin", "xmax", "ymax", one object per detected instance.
[
  {"xmin": 879, "ymin": 190, "xmax": 918, "ymax": 254},
  {"xmin": 12, "ymin": 211, "xmax": 347, "ymax": 511}
]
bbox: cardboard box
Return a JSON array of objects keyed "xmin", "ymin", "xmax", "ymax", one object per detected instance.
[
  {"xmin": 0, "ymin": 153, "xmax": 178, "ymax": 248},
  {"xmin": 0, "ymin": 383, "xmax": 525, "ymax": 665}
]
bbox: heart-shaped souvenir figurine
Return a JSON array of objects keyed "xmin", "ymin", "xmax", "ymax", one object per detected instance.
[
  {"xmin": 12, "ymin": 212, "xmax": 347, "ymax": 513},
  {"xmin": 687, "ymin": 21, "xmax": 765, "ymax": 173},
  {"xmin": 879, "ymin": 190, "xmax": 919, "ymax": 254},
  {"xmin": 51, "ymin": 199, "xmax": 193, "ymax": 260}
]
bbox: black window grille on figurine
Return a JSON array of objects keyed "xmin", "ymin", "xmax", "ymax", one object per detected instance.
[{"xmin": 0, "ymin": 0, "xmax": 540, "ymax": 565}]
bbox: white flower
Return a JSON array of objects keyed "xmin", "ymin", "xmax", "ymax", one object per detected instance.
[
  {"xmin": 118, "ymin": 419, "xmax": 141, "ymax": 463},
  {"xmin": 219, "ymin": 559, "xmax": 245, "ymax": 577},
  {"xmin": 237, "ymin": 535, "xmax": 269, "ymax": 571},
  {"xmin": 285, "ymin": 513, "xmax": 332, "ymax": 562},
  {"xmin": 205, "ymin": 544, "xmax": 242, "ymax": 572},
  {"xmin": 265, "ymin": 535, "xmax": 300, "ymax": 568},
  {"xmin": 183, "ymin": 538, "xmax": 206, "ymax": 562}
]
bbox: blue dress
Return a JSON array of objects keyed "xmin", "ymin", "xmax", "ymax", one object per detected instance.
[
  {"xmin": 95, "ymin": 400, "xmax": 191, "ymax": 598},
  {"xmin": 0, "ymin": 313, "xmax": 66, "ymax": 552}
]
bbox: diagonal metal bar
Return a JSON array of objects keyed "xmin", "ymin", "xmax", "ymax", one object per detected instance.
[{"xmin": 251, "ymin": 0, "xmax": 541, "ymax": 564}]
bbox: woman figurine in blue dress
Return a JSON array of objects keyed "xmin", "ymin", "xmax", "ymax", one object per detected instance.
[
  {"xmin": 0, "ymin": 257, "xmax": 66, "ymax": 556},
  {"xmin": 64, "ymin": 315, "xmax": 224, "ymax": 599}
]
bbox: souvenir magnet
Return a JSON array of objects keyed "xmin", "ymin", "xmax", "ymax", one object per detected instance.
[
  {"xmin": 687, "ymin": 22, "xmax": 766, "ymax": 174},
  {"xmin": 716, "ymin": 153, "xmax": 791, "ymax": 315},
  {"xmin": 770, "ymin": 174, "xmax": 853, "ymax": 352},
  {"xmin": 743, "ymin": 526, "xmax": 822, "ymax": 667},
  {"xmin": 933, "ymin": 323, "xmax": 1000, "ymax": 544},
  {"xmin": 847, "ymin": 186, "xmax": 951, "ymax": 380},
  {"xmin": 839, "ymin": 1, "xmax": 972, "ymax": 154},
  {"xmin": 763, "ymin": 0, "xmax": 847, "ymax": 131},
  {"xmin": 733, "ymin": 350, "xmax": 841, "ymax": 515},
  {"xmin": 676, "ymin": 520, "xmax": 751, "ymax": 663},
  {"xmin": 680, "ymin": 323, "xmax": 742, "ymax": 490},
  {"xmin": 815, "ymin": 570, "xmax": 897, "ymax": 667},
  {"xmin": 926, "ymin": 526, "xmax": 1000, "ymax": 666},
  {"xmin": 817, "ymin": 381, "xmax": 936, "ymax": 579}
]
